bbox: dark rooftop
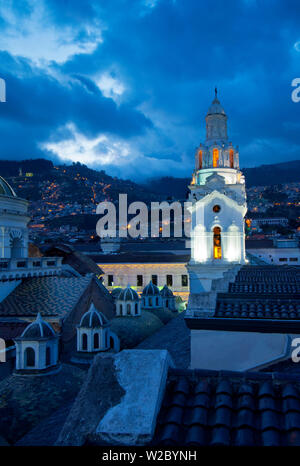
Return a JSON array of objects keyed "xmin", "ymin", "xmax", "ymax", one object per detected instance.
[
  {"xmin": 0, "ymin": 275, "xmax": 92, "ymax": 317},
  {"xmin": 215, "ymin": 265, "xmax": 300, "ymax": 321},
  {"xmin": 154, "ymin": 368, "xmax": 300, "ymax": 446}
]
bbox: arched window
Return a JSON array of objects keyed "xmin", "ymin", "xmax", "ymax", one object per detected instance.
[
  {"xmin": 156, "ymin": 297, "xmax": 158, "ymax": 306},
  {"xmin": 213, "ymin": 227, "xmax": 222, "ymax": 259},
  {"xmin": 229, "ymin": 149, "xmax": 234, "ymax": 168},
  {"xmin": 198, "ymin": 150, "xmax": 202, "ymax": 169},
  {"xmin": 166, "ymin": 299, "xmax": 169, "ymax": 308},
  {"xmin": 127, "ymin": 303, "xmax": 131, "ymax": 315},
  {"xmin": 135, "ymin": 303, "xmax": 138, "ymax": 314},
  {"xmin": 94, "ymin": 333, "xmax": 99, "ymax": 349},
  {"xmin": 149, "ymin": 298, "xmax": 152, "ymax": 306},
  {"xmin": 25, "ymin": 347, "xmax": 35, "ymax": 367},
  {"xmin": 119, "ymin": 304, "xmax": 123, "ymax": 315},
  {"xmin": 82, "ymin": 333, "xmax": 88, "ymax": 351},
  {"xmin": 46, "ymin": 347, "xmax": 51, "ymax": 366},
  {"xmin": 213, "ymin": 148, "xmax": 219, "ymax": 168}
]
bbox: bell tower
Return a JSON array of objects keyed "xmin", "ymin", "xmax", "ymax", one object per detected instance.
[{"xmin": 186, "ymin": 90, "xmax": 247, "ymax": 318}]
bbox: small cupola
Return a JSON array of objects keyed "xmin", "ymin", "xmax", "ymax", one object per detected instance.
[
  {"xmin": 141, "ymin": 281, "xmax": 162, "ymax": 309},
  {"xmin": 14, "ymin": 313, "xmax": 59, "ymax": 373},
  {"xmin": 77, "ymin": 303, "xmax": 119, "ymax": 353},
  {"xmin": 160, "ymin": 285, "xmax": 176, "ymax": 311},
  {"xmin": 115, "ymin": 285, "xmax": 141, "ymax": 317}
]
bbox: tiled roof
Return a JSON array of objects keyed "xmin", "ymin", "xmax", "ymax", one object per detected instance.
[
  {"xmin": 0, "ymin": 276, "xmax": 92, "ymax": 318},
  {"xmin": 215, "ymin": 265, "xmax": 300, "ymax": 320},
  {"xmin": 154, "ymin": 368, "xmax": 300, "ymax": 446}
]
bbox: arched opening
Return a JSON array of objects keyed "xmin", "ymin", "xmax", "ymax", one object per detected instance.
[
  {"xmin": 198, "ymin": 150, "xmax": 202, "ymax": 169},
  {"xmin": 82, "ymin": 333, "xmax": 88, "ymax": 351},
  {"xmin": 94, "ymin": 333, "xmax": 99, "ymax": 349},
  {"xmin": 149, "ymin": 298, "xmax": 152, "ymax": 307},
  {"xmin": 119, "ymin": 304, "xmax": 123, "ymax": 315},
  {"xmin": 156, "ymin": 297, "xmax": 159, "ymax": 306},
  {"xmin": 127, "ymin": 303, "xmax": 131, "ymax": 315},
  {"xmin": 46, "ymin": 347, "xmax": 51, "ymax": 366},
  {"xmin": 25, "ymin": 347, "xmax": 35, "ymax": 367},
  {"xmin": 135, "ymin": 303, "xmax": 138, "ymax": 314},
  {"xmin": 109, "ymin": 336, "xmax": 115, "ymax": 350},
  {"xmin": 213, "ymin": 148, "xmax": 219, "ymax": 168},
  {"xmin": 10, "ymin": 237, "xmax": 23, "ymax": 258},
  {"xmin": 166, "ymin": 299, "xmax": 169, "ymax": 308},
  {"xmin": 213, "ymin": 227, "xmax": 222, "ymax": 259},
  {"xmin": 229, "ymin": 149, "xmax": 234, "ymax": 168}
]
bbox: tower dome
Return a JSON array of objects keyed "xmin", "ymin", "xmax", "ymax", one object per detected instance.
[
  {"xmin": 21, "ymin": 313, "xmax": 55, "ymax": 339},
  {"xmin": 142, "ymin": 280, "xmax": 160, "ymax": 296},
  {"xmin": 118, "ymin": 285, "xmax": 139, "ymax": 301},
  {"xmin": 160, "ymin": 285, "xmax": 174, "ymax": 298},
  {"xmin": 79, "ymin": 303, "xmax": 109, "ymax": 328},
  {"xmin": 0, "ymin": 176, "xmax": 17, "ymax": 197}
]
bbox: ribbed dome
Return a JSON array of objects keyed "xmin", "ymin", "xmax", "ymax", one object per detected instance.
[
  {"xmin": 0, "ymin": 176, "xmax": 17, "ymax": 197},
  {"xmin": 79, "ymin": 303, "xmax": 109, "ymax": 328},
  {"xmin": 142, "ymin": 281, "xmax": 160, "ymax": 296},
  {"xmin": 160, "ymin": 285, "xmax": 174, "ymax": 298},
  {"xmin": 111, "ymin": 288, "xmax": 123, "ymax": 298},
  {"xmin": 21, "ymin": 313, "xmax": 55, "ymax": 339},
  {"xmin": 118, "ymin": 285, "xmax": 139, "ymax": 301}
]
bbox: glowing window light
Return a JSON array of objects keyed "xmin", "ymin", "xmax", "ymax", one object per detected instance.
[
  {"xmin": 213, "ymin": 148, "xmax": 219, "ymax": 168},
  {"xmin": 213, "ymin": 226, "xmax": 222, "ymax": 259},
  {"xmin": 229, "ymin": 149, "xmax": 234, "ymax": 168},
  {"xmin": 198, "ymin": 150, "xmax": 203, "ymax": 169}
]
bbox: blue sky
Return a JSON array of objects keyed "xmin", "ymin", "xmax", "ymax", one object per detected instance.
[{"xmin": 0, "ymin": 0, "xmax": 299, "ymax": 180}]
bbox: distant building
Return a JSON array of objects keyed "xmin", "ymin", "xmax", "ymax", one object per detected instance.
[
  {"xmin": 247, "ymin": 238, "xmax": 300, "ymax": 264},
  {"xmin": 251, "ymin": 217, "xmax": 288, "ymax": 227}
]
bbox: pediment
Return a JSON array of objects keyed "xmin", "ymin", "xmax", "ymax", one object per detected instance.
[{"xmin": 205, "ymin": 173, "xmax": 225, "ymax": 189}]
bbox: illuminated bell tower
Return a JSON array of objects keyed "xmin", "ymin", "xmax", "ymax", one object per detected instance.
[{"xmin": 186, "ymin": 89, "xmax": 247, "ymax": 318}]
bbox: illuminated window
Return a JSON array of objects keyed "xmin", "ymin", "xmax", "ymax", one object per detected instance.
[
  {"xmin": 229, "ymin": 149, "xmax": 234, "ymax": 168},
  {"xmin": 213, "ymin": 148, "xmax": 219, "ymax": 168},
  {"xmin": 198, "ymin": 150, "xmax": 202, "ymax": 169},
  {"xmin": 213, "ymin": 226, "xmax": 222, "ymax": 259}
]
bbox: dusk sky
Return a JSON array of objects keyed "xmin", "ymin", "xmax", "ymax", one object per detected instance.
[{"xmin": 0, "ymin": 0, "xmax": 300, "ymax": 180}]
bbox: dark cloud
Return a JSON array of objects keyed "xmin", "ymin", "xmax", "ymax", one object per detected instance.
[{"xmin": 0, "ymin": 0, "xmax": 300, "ymax": 178}]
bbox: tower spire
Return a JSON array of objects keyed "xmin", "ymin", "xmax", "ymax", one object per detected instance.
[{"xmin": 215, "ymin": 86, "xmax": 218, "ymax": 99}]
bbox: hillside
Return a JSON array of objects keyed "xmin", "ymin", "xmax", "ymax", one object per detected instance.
[
  {"xmin": 3, "ymin": 159, "xmax": 158, "ymax": 205},
  {"xmin": 141, "ymin": 160, "xmax": 300, "ymax": 199}
]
